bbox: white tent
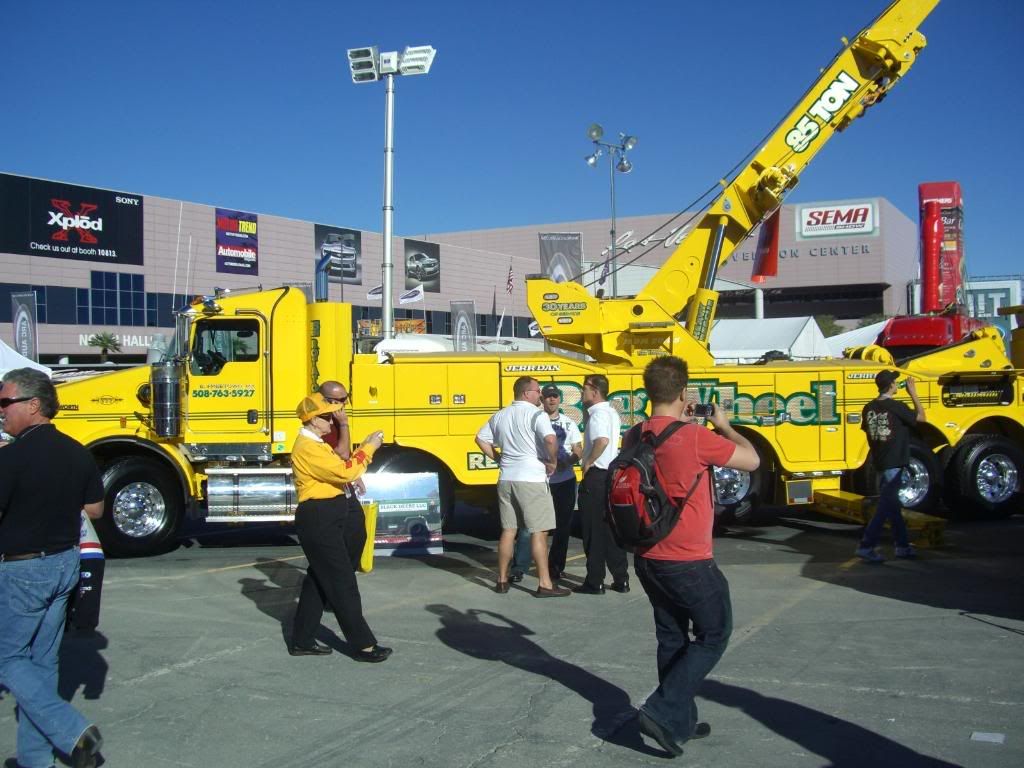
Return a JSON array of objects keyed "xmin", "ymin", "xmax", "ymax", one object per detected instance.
[
  {"xmin": 824, "ymin": 320, "xmax": 887, "ymax": 357},
  {"xmin": 710, "ymin": 317, "xmax": 830, "ymax": 364},
  {"xmin": 0, "ymin": 338, "xmax": 51, "ymax": 378}
]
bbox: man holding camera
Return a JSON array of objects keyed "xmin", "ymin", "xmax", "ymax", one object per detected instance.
[{"xmin": 626, "ymin": 356, "xmax": 759, "ymax": 757}]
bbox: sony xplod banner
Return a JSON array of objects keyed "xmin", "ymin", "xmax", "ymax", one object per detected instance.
[
  {"xmin": 215, "ymin": 208, "xmax": 258, "ymax": 275},
  {"xmin": 0, "ymin": 173, "xmax": 143, "ymax": 265}
]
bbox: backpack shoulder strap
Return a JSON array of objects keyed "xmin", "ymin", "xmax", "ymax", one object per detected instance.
[{"xmin": 649, "ymin": 419, "xmax": 687, "ymax": 448}]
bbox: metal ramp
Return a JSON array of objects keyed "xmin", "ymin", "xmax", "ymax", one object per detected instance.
[{"xmin": 811, "ymin": 490, "xmax": 946, "ymax": 548}]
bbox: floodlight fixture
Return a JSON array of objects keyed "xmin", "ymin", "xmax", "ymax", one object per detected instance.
[
  {"xmin": 345, "ymin": 42, "xmax": 437, "ymax": 340},
  {"xmin": 398, "ymin": 45, "xmax": 436, "ymax": 75},
  {"xmin": 347, "ymin": 46, "xmax": 380, "ymax": 83},
  {"xmin": 583, "ymin": 124, "xmax": 638, "ymax": 298}
]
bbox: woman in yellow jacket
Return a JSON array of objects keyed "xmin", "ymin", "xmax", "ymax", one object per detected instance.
[{"xmin": 290, "ymin": 392, "xmax": 390, "ymax": 663}]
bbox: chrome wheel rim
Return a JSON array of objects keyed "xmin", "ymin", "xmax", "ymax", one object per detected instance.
[
  {"xmin": 112, "ymin": 482, "xmax": 167, "ymax": 538},
  {"xmin": 898, "ymin": 458, "xmax": 930, "ymax": 508},
  {"xmin": 974, "ymin": 454, "xmax": 1018, "ymax": 504},
  {"xmin": 713, "ymin": 466, "xmax": 752, "ymax": 506}
]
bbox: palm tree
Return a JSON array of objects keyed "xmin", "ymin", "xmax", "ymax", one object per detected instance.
[{"xmin": 87, "ymin": 332, "xmax": 122, "ymax": 363}]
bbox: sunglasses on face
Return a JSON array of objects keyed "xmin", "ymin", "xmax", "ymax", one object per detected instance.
[{"xmin": 0, "ymin": 396, "xmax": 32, "ymax": 408}]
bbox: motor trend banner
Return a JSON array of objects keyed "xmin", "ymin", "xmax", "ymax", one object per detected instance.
[
  {"xmin": 215, "ymin": 208, "xmax": 258, "ymax": 275},
  {"xmin": 538, "ymin": 232, "xmax": 583, "ymax": 283},
  {"xmin": 404, "ymin": 239, "xmax": 441, "ymax": 293},
  {"xmin": 450, "ymin": 300, "xmax": 476, "ymax": 352},
  {"xmin": 10, "ymin": 292, "xmax": 38, "ymax": 361},
  {"xmin": 314, "ymin": 224, "xmax": 362, "ymax": 285},
  {"xmin": 797, "ymin": 201, "xmax": 877, "ymax": 238},
  {"xmin": 0, "ymin": 173, "xmax": 143, "ymax": 265}
]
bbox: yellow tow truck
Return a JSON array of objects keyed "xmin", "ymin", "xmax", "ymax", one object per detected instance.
[{"xmin": 53, "ymin": 0, "xmax": 1022, "ymax": 556}]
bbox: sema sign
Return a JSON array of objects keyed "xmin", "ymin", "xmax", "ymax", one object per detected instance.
[{"xmin": 798, "ymin": 202, "xmax": 876, "ymax": 238}]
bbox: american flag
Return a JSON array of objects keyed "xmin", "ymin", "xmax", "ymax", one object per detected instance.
[{"xmin": 506, "ymin": 264, "xmax": 514, "ymax": 295}]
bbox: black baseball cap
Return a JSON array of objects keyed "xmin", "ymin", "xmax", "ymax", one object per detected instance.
[
  {"xmin": 541, "ymin": 384, "xmax": 561, "ymax": 398},
  {"xmin": 875, "ymin": 370, "xmax": 900, "ymax": 392}
]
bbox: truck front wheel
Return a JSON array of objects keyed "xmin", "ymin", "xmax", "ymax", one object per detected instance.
[{"xmin": 96, "ymin": 457, "xmax": 183, "ymax": 557}]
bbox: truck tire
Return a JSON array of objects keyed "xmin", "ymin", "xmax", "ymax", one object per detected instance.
[
  {"xmin": 855, "ymin": 437, "xmax": 942, "ymax": 514},
  {"xmin": 368, "ymin": 450, "xmax": 455, "ymax": 531},
  {"xmin": 96, "ymin": 457, "xmax": 183, "ymax": 557},
  {"xmin": 713, "ymin": 443, "xmax": 772, "ymax": 525},
  {"xmin": 943, "ymin": 435, "xmax": 1023, "ymax": 519}
]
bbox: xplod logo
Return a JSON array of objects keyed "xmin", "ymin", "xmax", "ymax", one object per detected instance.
[{"xmin": 48, "ymin": 198, "xmax": 104, "ymax": 243}]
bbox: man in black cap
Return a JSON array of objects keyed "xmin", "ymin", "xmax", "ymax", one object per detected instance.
[{"xmin": 857, "ymin": 369, "xmax": 926, "ymax": 563}]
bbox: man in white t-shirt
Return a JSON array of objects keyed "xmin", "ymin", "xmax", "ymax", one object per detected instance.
[
  {"xmin": 576, "ymin": 373, "xmax": 629, "ymax": 595},
  {"xmin": 509, "ymin": 384, "xmax": 583, "ymax": 583},
  {"xmin": 475, "ymin": 376, "xmax": 572, "ymax": 598}
]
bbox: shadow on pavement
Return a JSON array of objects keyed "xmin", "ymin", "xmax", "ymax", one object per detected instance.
[
  {"xmin": 426, "ymin": 603, "xmax": 661, "ymax": 757},
  {"xmin": 702, "ymin": 679, "xmax": 961, "ymax": 767},
  {"xmin": 58, "ymin": 630, "xmax": 109, "ymax": 702},
  {"xmin": 724, "ymin": 512, "xmax": 1024, "ymax": 621},
  {"xmin": 238, "ymin": 557, "xmax": 307, "ymax": 649}
]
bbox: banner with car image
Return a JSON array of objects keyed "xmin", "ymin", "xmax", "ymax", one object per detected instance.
[
  {"xmin": 314, "ymin": 224, "xmax": 362, "ymax": 285},
  {"xmin": 404, "ymin": 239, "xmax": 441, "ymax": 293}
]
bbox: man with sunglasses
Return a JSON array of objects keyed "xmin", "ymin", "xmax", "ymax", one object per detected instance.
[{"xmin": 0, "ymin": 368, "xmax": 105, "ymax": 768}]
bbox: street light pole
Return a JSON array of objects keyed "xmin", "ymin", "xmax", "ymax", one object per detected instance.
[
  {"xmin": 347, "ymin": 44, "xmax": 436, "ymax": 340},
  {"xmin": 608, "ymin": 151, "xmax": 618, "ymax": 298},
  {"xmin": 585, "ymin": 124, "xmax": 636, "ymax": 299},
  {"xmin": 382, "ymin": 73, "xmax": 395, "ymax": 339}
]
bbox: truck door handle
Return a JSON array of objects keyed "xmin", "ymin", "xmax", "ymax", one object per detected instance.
[{"xmin": 247, "ymin": 409, "xmax": 259, "ymax": 424}]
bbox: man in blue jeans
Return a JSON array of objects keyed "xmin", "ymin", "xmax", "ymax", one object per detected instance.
[
  {"xmin": 857, "ymin": 369, "xmax": 927, "ymax": 563},
  {"xmin": 0, "ymin": 368, "xmax": 105, "ymax": 768},
  {"xmin": 626, "ymin": 356, "xmax": 760, "ymax": 757}
]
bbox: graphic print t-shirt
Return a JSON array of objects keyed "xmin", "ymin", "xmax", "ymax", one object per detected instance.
[{"xmin": 861, "ymin": 397, "xmax": 917, "ymax": 470}]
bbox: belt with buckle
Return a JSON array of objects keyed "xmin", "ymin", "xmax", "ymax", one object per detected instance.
[{"xmin": 0, "ymin": 544, "xmax": 75, "ymax": 562}]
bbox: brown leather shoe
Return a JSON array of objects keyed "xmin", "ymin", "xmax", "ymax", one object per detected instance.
[
  {"xmin": 495, "ymin": 581, "xmax": 510, "ymax": 593},
  {"xmin": 535, "ymin": 585, "xmax": 571, "ymax": 598},
  {"xmin": 71, "ymin": 725, "xmax": 103, "ymax": 768}
]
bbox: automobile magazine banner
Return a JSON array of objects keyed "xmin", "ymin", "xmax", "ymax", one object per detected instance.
[
  {"xmin": 538, "ymin": 232, "xmax": 582, "ymax": 283},
  {"xmin": 404, "ymin": 238, "xmax": 441, "ymax": 292},
  {"xmin": 450, "ymin": 300, "xmax": 476, "ymax": 352},
  {"xmin": 10, "ymin": 292, "xmax": 38, "ymax": 361},
  {"xmin": 314, "ymin": 224, "xmax": 362, "ymax": 285},
  {"xmin": 215, "ymin": 208, "xmax": 258, "ymax": 275},
  {"xmin": 0, "ymin": 173, "xmax": 143, "ymax": 266}
]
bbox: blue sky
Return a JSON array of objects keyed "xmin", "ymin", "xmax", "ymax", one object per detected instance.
[{"xmin": 2, "ymin": 0, "xmax": 1020, "ymax": 279}]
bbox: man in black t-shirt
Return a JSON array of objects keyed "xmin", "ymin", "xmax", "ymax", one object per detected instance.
[
  {"xmin": 0, "ymin": 368, "xmax": 105, "ymax": 768},
  {"xmin": 857, "ymin": 369, "xmax": 927, "ymax": 563}
]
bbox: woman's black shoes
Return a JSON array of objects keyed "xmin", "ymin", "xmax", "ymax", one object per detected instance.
[
  {"xmin": 355, "ymin": 645, "xmax": 393, "ymax": 663},
  {"xmin": 289, "ymin": 641, "xmax": 333, "ymax": 656}
]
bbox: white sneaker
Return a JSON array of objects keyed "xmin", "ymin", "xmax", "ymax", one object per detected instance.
[
  {"xmin": 894, "ymin": 545, "xmax": 917, "ymax": 559},
  {"xmin": 856, "ymin": 546, "xmax": 885, "ymax": 563}
]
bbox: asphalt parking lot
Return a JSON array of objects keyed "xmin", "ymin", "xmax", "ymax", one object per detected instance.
[{"xmin": 2, "ymin": 508, "xmax": 1021, "ymax": 768}]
